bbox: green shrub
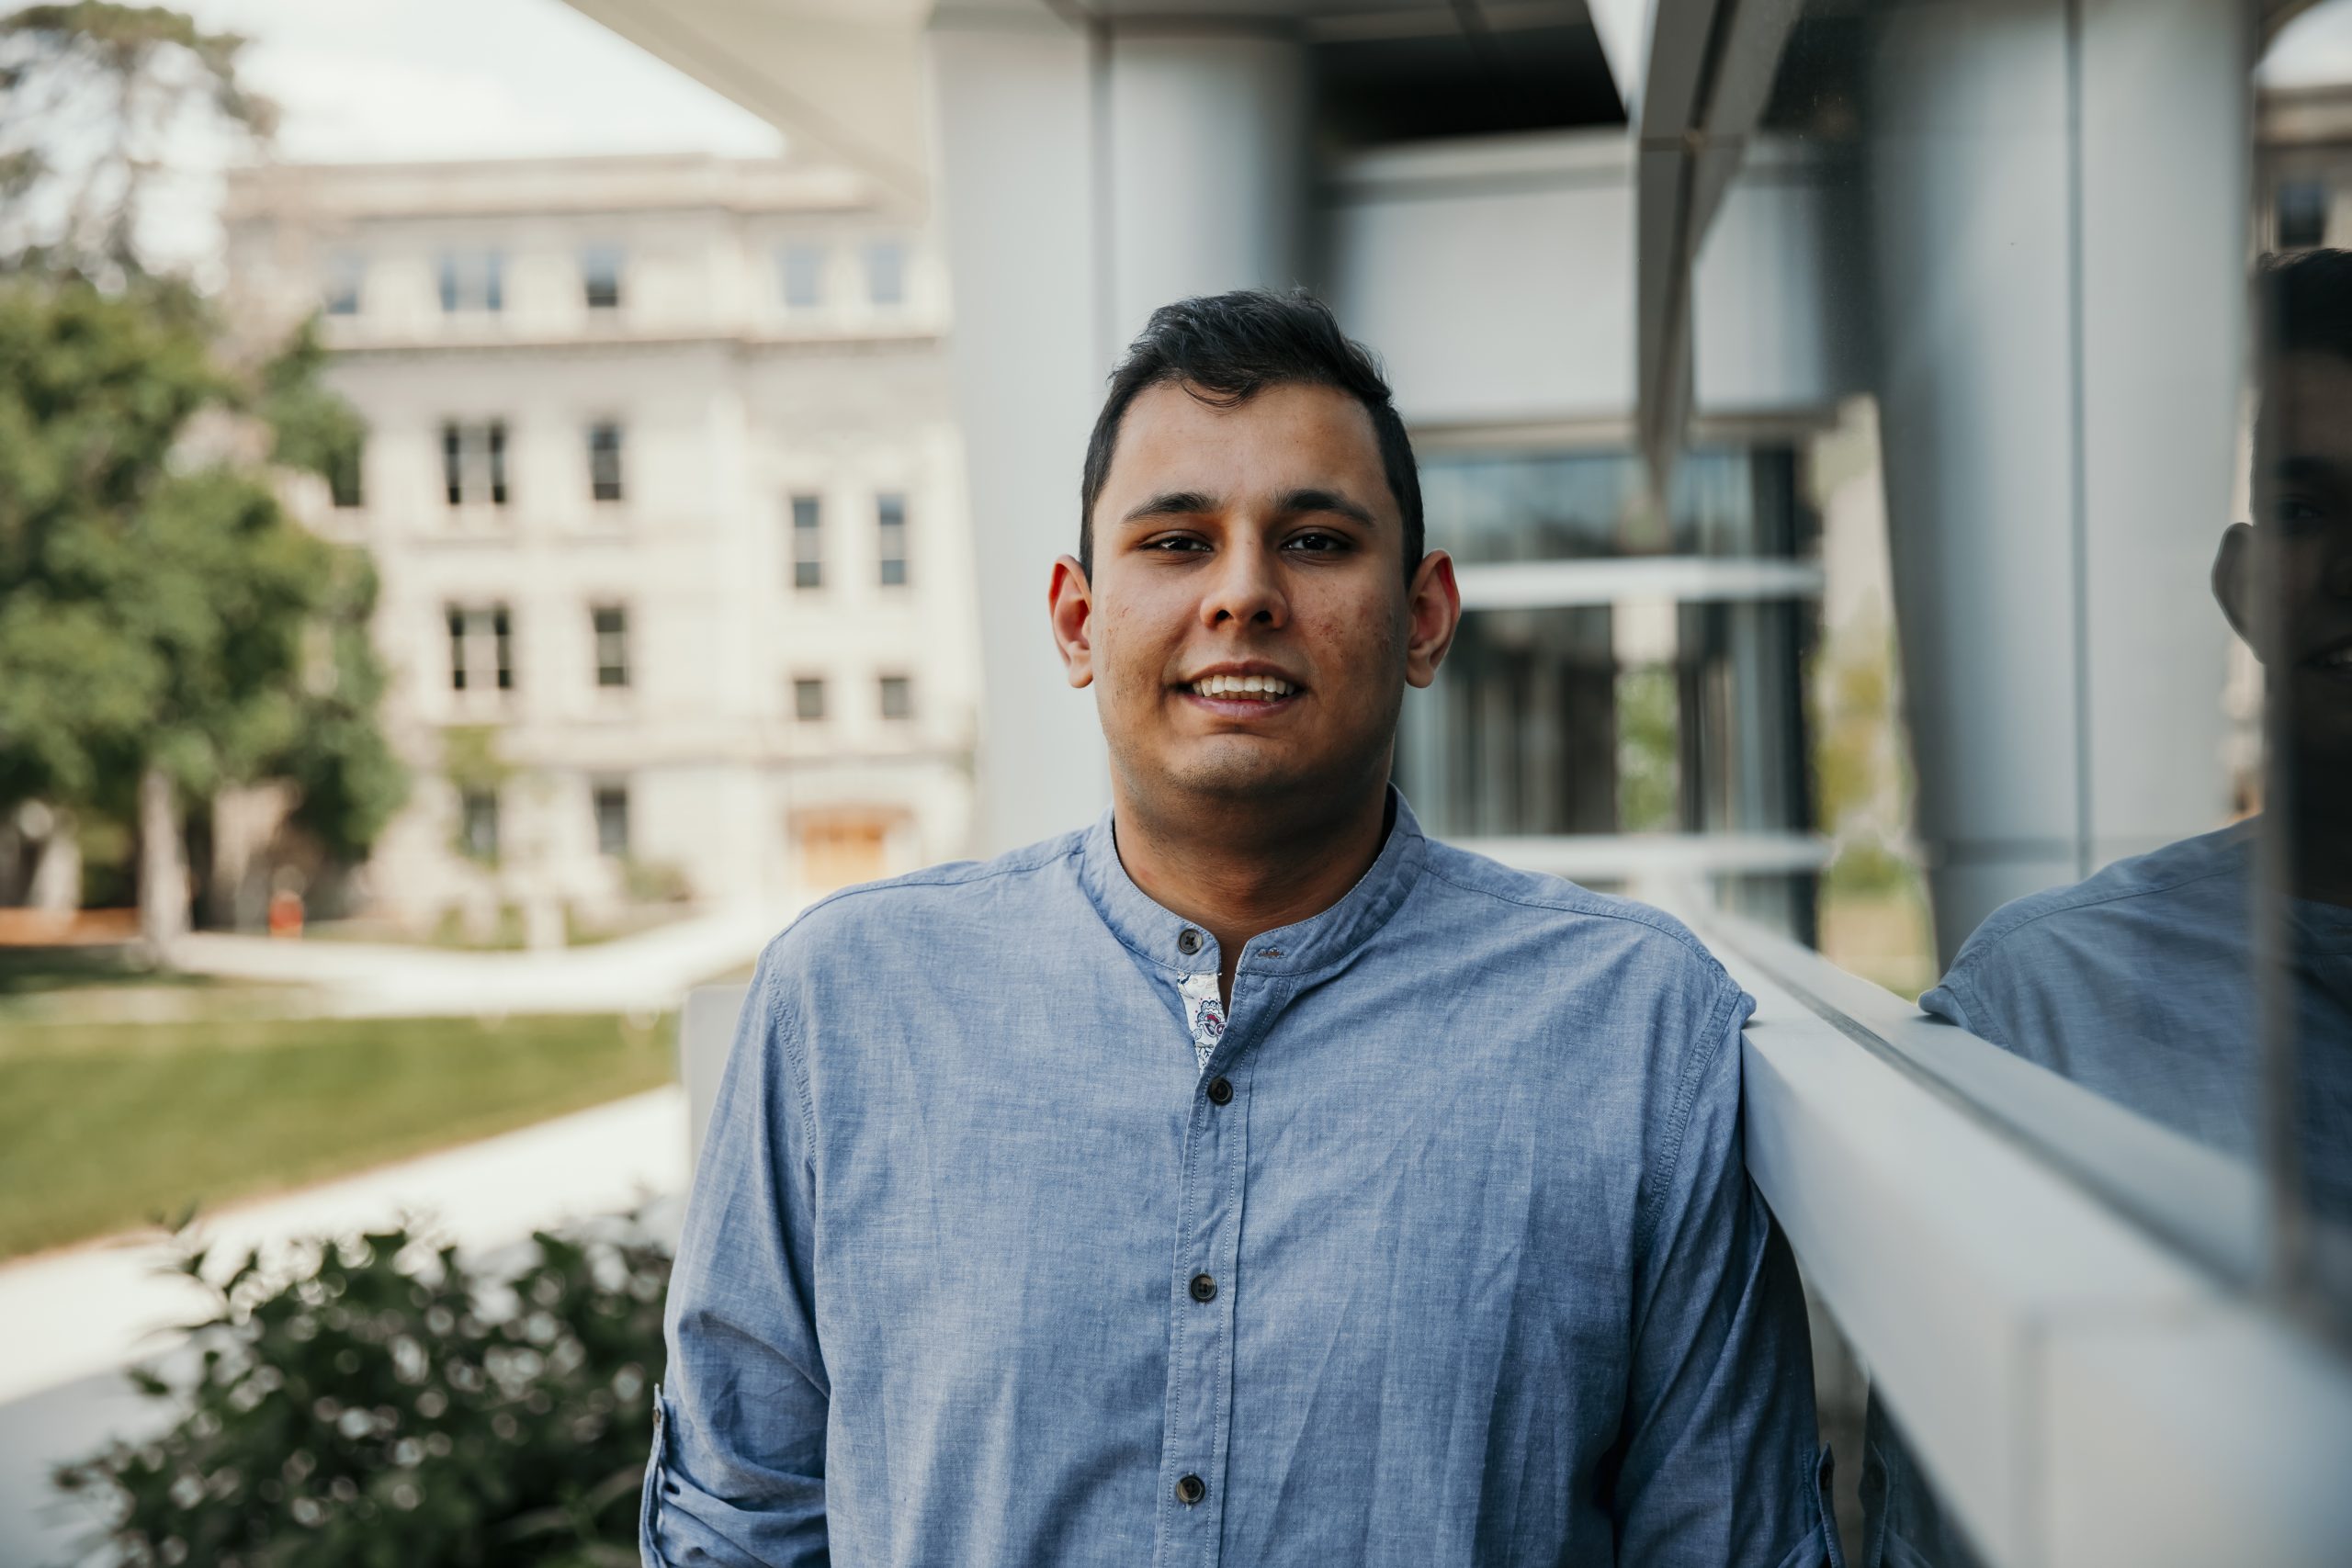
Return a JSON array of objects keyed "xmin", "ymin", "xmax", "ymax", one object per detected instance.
[{"xmin": 55, "ymin": 1216, "xmax": 670, "ymax": 1567}]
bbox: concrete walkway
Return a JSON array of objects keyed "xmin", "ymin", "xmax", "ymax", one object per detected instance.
[
  {"xmin": 164, "ymin": 897, "xmax": 801, "ymax": 1018},
  {"xmin": 0, "ymin": 1088, "xmax": 692, "ymax": 1563}
]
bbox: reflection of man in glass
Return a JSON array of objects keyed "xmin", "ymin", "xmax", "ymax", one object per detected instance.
[
  {"xmin": 1868, "ymin": 249, "xmax": 2352, "ymax": 1567},
  {"xmin": 1917, "ymin": 249, "xmax": 2352, "ymax": 1211},
  {"xmin": 644, "ymin": 292, "xmax": 1840, "ymax": 1565}
]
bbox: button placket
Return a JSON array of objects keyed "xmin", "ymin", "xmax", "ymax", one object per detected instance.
[{"xmin": 1153, "ymin": 977, "xmax": 1270, "ymax": 1568}]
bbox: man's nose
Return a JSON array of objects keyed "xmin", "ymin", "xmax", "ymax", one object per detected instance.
[{"xmin": 1199, "ymin": 538, "xmax": 1287, "ymax": 628}]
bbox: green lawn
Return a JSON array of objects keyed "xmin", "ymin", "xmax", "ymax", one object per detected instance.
[{"xmin": 0, "ymin": 1011, "xmax": 673, "ymax": 1261}]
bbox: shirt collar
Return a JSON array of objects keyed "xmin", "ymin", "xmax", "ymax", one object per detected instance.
[{"xmin": 1077, "ymin": 786, "xmax": 1429, "ymax": 979}]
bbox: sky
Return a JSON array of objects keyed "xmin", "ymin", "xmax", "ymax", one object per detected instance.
[
  {"xmin": 179, "ymin": 0, "xmax": 783, "ymax": 164},
  {"xmin": 2267, "ymin": 0, "xmax": 2352, "ymax": 87}
]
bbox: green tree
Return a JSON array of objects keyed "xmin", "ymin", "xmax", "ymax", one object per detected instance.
[
  {"xmin": 0, "ymin": 5, "xmax": 403, "ymax": 941},
  {"xmin": 0, "ymin": 276, "xmax": 405, "ymax": 941},
  {"xmin": 0, "ymin": 2, "xmax": 275, "ymax": 276}
]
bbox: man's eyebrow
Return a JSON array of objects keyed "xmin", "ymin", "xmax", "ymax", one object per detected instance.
[
  {"xmin": 1120, "ymin": 490, "xmax": 1220, "ymax": 525},
  {"xmin": 2268, "ymin": 455, "xmax": 2346, "ymax": 484},
  {"xmin": 1274, "ymin": 487, "xmax": 1378, "ymax": 527}
]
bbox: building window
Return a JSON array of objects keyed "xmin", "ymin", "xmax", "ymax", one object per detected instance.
[
  {"xmin": 441, "ymin": 421, "xmax": 509, "ymax": 507},
  {"xmin": 593, "ymin": 782, "xmax": 629, "ymax": 857},
  {"xmin": 581, "ymin": 245, "xmax": 624, "ymax": 310},
  {"xmin": 446, "ymin": 604, "xmax": 514, "ymax": 693},
  {"xmin": 794, "ymin": 676, "xmax": 826, "ymax": 721},
  {"xmin": 588, "ymin": 423, "xmax": 625, "ymax": 502},
  {"xmin": 877, "ymin": 491, "xmax": 909, "ymax": 586},
  {"xmin": 878, "ymin": 673, "xmax": 914, "ymax": 721},
  {"xmin": 863, "ymin": 240, "xmax": 906, "ymax": 309},
  {"xmin": 437, "ymin": 249, "xmax": 503, "ymax": 313},
  {"xmin": 780, "ymin": 243, "xmax": 826, "ymax": 309},
  {"xmin": 791, "ymin": 494, "xmax": 823, "ymax": 589},
  {"xmin": 328, "ymin": 441, "xmax": 364, "ymax": 509},
  {"xmin": 592, "ymin": 604, "xmax": 630, "ymax": 689},
  {"xmin": 322, "ymin": 253, "xmax": 364, "ymax": 317},
  {"xmin": 2278, "ymin": 180, "xmax": 2329, "ymax": 251},
  {"xmin": 459, "ymin": 788, "xmax": 500, "ymax": 862}
]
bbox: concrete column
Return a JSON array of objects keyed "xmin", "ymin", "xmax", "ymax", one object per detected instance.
[
  {"xmin": 926, "ymin": 16, "xmax": 1309, "ymax": 855},
  {"xmin": 1861, "ymin": 0, "xmax": 2248, "ymax": 964},
  {"xmin": 1105, "ymin": 32, "xmax": 1309, "ymax": 344}
]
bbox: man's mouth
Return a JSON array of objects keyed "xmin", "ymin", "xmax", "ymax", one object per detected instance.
[{"xmin": 1185, "ymin": 673, "xmax": 1300, "ymax": 702}]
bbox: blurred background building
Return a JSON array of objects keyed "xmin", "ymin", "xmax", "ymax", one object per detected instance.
[{"xmin": 220, "ymin": 152, "xmax": 977, "ymax": 939}]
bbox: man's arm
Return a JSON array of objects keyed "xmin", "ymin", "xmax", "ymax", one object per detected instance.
[
  {"xmin": 1611, "ymin": 990, "xmax": 1841, "ymax": 1568},
  {"xmin": 642, "ymin": 943, "xmax": 830, "ymax": 1567}
]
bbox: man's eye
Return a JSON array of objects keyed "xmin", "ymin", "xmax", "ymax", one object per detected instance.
[
  {"xmin": 1283, "ymin": 531, "xmax": 1348, "ymax": 553},
  {"xmin": 2268, "ymin": 494, "xmax": 2335, "ymax": 533},
  {"xmin": 1143, "ymin": 536, "xmax": 1208, "ymax": 553}
]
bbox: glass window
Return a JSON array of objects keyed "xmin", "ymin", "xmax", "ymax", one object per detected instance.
[
  {"xmin": 864, "ymin": 241, "xmax": 907, "ymax": 309},
  {"xmin": 581, "ymin": 245, "xmax": 624, "ymax": 310},
  {"xmin": 327, "ymin": 440, "xmax": 364, "ymax": 509},
  {"xmin": 877, "ymin": 491, "xmax": 909, "ymax": 586},
  {"xmin": 1396, "ymin": 446, "xmax": 1813, "ymax": 934},
  {"xmin": 794, "ymin": 677, "xmax": 826, "ymax": 722},
  {"xmin": 437, "ymin": 249, "xmax": 503, "ymax": 313},
  {"xmin": 441, "ymin": 421, "xmax": 509, "ymax": 507},
  {"xmin": 592, "ymin": 605, "xmax": 629, "ymax": 689},
  {"xmin": 878, "ymin": 674, "xmax": 913, "ymax": 721},
  {"xmin": 322, "ymin": 253, "xmax": 363, "ymax": 316},
  {"xmin": 459, "ymin": 788, "xmax": 499, "ymax": 863},
  {"xmin": 780, "ymin": 243, "xmax": 827, "ymax": 309},
  {"xmin": 791, "ymin": 494, "xmax": 823, "ymax": 589},
  {"xmin": 588, "ymin": 423, "xmax": 625, "ymax": 503},
  {"xmin": 593, "ymin": 783, "xmax": 629, "ymax": 857},
  {"xmin": 445, "ymin": 604, "xmax": 513, "ymax": 693},
  {"xmin": 2277, "ymin": 180, "xmax": 2330, "ymax": 251}
]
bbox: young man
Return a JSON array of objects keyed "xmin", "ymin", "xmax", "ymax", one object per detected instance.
[{"xmin": 644, "ymin": 291, "xmax": 1837, "ymax": 1566}]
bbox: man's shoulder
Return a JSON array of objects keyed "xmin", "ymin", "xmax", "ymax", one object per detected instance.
[
  {"xmin": 1926, "ymin": 821, "xmax": 2251, "ymax": 1038},
  {"xmin": 765, "ymin": 829, "xmax": 1089, "ymax": 961},
  {"xmin": 1945, "ymin": 822, "xmax": 2249, "ymax": 972},
  {"xmin": 1413, "ymin": 836, "xmax": 1741, "ymax": 1002}
]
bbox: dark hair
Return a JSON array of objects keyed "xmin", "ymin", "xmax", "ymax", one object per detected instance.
[
  {"xmin": 2257, "ymin": 247, "xmax": 2352, "ymax": 367},
  {"xmin": 1079, "ymin": 288, "xmax": 1424, "ymax": 582}
]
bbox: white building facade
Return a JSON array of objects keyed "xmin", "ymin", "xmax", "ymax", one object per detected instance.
[{"xmin": 224, "ymin": 154, "xmax": 978, "ymax": 931}]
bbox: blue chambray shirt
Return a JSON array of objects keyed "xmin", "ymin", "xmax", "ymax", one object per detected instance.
[{"xmin": 644, "ymin": 793, "xmax": 1836, "ymax": 1567}]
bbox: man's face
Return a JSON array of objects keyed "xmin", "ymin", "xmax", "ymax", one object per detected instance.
[
  {"xmin": 1049, "ymin": 380, "xmax": 1457, "ymax": 816},
  {"xmin": 2232, "ymin": 350, "xmax": 2352, "ymax": 773}
]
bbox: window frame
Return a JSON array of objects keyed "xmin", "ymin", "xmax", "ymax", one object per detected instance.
[
  {"xmin": 437, "ymin": 248, "xmax": 505, "ymax": 314},
  {"xmin": 591, "ymin": 604, "xmax": 630, "ymax": 691},
  {"xmin": 791, "ymin": 493, "xmax": 824, "ymax": 591},
  {"xmin": 780, "ymin": 243, "xmax": 827, "ymax": 310},
  {"xmin": 588, "ymin": 422, "xmax": 626, "ymax": 504},
  {"xmin": 876, "ymin": 491, "xmax": 910, "ymax": 587},
  {"xmin": 581, "ymin": 244, "xmax": 625, "ymax": 311}
]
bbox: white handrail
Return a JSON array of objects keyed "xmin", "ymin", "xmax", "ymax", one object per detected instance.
[{"xmin": 1682, "ymin": 905, "xmax": 2352, "ymax": 1567}]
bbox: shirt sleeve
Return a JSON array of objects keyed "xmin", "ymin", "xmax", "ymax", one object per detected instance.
[
  {"xmin": 1611, "ymin": 989, "xmax": 1842, "ymax": 1568},
  {"xmin": 643, "ymin": 941, "xmax": 831, "ymax": 1567}
]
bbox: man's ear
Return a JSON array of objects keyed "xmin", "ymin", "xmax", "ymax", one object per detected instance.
[
  {"xmin": 2213, "ymin": 523, "xmax": 2257, "ymax": 655},
  {"xmin": 1404, "ymin": 548, "xmax": 1462, "ymax": 689},
  {"xmin": 1048, "ymin": 554, "xmax": 1095, "ymax": 688}
]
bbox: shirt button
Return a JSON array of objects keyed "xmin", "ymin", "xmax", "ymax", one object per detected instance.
[
  {"xmin": 1189, "ymin": 1272, "xmax": 1216, "ymax": 1303},
  {"xmin": 1177, "ymin": 928, "xmax": 1204, "ymax": 955},
  {"xmin": 1175, "ymin": 1473, "xmax": 1206, "ymax": 1506},
  {"xmin": 1205, "ymin": 1076, "xmax": 1233, "ymax": 1106}
]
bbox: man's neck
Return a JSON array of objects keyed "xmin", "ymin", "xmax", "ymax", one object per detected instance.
[{"xmin": 1112, "ymin": 778, "xmax": 1393, "ymax": 1006}]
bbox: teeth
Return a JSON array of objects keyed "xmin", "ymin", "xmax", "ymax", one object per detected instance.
[{"xmin": 1192, "ymin": 673, "xmax": 1295, "ymax": 699}]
